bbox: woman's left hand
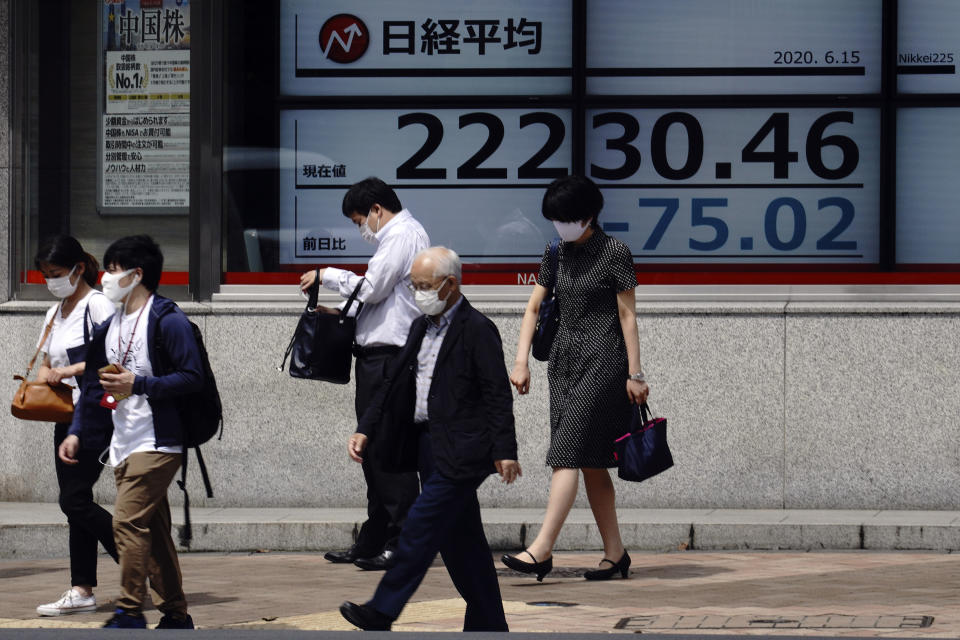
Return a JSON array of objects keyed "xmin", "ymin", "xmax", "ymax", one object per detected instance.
[{"xmin": 626, "ymin": 379, "xmax": 649, "ymax": 405}]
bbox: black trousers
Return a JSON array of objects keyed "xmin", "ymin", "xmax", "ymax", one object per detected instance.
[
  {"xmin": 54, "ymin": 423, "xmax": 119, "ymax": 587},
  {"xmin": 369, "ymin": 429, "xmax": 508, "ymax": 631},
  {"xmin": 353, "ymin": 351, "xmax": 420, "ymax": 557}
]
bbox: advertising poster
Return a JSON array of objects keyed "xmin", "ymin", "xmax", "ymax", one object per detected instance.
[{"xmin": 99, "ymin": 0, "xmax": 191, "ymax": 212}]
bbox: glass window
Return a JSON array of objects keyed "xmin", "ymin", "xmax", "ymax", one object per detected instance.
[
  {"xmin": 20, "ymin": 0, "xmax": 960, "ymax": 296},
  {"xmin": 222, "ymin": 0, "xmax": 574, "ymax": 286},
  {"xmin": 14, "ymin": 0, "xmax": 189, "ymax": 299}
]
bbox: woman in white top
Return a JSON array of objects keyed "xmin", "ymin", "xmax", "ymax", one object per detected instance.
[{"xmin": 33, "ymin": 236, "xmax": 118, "ymax": 617}]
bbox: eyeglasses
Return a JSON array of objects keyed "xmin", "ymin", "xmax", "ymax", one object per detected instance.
[{"xmin": 406, "ymin": 278, "xmax": 446, "ymax": 293}]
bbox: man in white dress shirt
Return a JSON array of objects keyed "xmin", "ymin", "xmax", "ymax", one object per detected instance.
[{"xmin": 300, "ymin": 177, "xmax": 428, "ymax": 570}]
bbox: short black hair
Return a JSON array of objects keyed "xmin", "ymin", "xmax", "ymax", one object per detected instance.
[
  {"xmin": 341, "ymin": 177, "xmax": 402, "ymax": 217},
  {"xmin": 541, "ymin": 175, "xmax": 604, "ymax": 228},
  {"xmin": 102, "ymin": 235, "xmax": 164, "ymax": 292},
  {"xmin": 35, "ymin": 235, "xmax": 100, "ymax": 287}
]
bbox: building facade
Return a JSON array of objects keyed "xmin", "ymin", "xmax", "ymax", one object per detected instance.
[{"xmin": 4, "ymin": 0, "xmax": 960, "ymax": 510}]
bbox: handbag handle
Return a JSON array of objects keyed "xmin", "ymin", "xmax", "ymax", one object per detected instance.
[
  {"xmin": 23, "ymin": 303, "xmax": 61, "ymax": 379},
  {"xmin": 639, "ymin": 402, "xmax": 651, "ymax": 425},
  {"xmin": 306, "ymin": 269, "xmax": 321, "ymax": 311},
  {"xmin": 306, "ymin": 272, "xmax": 365, "ymax": 319}
]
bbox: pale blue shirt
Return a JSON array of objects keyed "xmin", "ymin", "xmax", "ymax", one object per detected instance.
[{"xmin": 413, "ymin": 296, "xmax": 463, "ymax": 424}]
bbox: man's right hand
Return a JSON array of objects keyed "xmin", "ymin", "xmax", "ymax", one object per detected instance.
[
  {"xmin": 58, "ymin": 434, "xmax": 80, "ymax": 465},
  {"xmin": 348, "ymin": 433, "xmax": 368, "ymax": 463},
  {"xmin": 299, "ymin": 269, "xmax": 317, "ymax": 292}
]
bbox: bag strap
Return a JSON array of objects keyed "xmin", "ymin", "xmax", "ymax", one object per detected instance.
[
  {"xmin": 176, "ymin": 445, "xmax": 214, "ymax": 549},
  {"xmin": 340, "ymin": 277, "xmax": 366, "ymax": 322},
  {"xmin": 81, "ymin": 292, "xmax": 106, "ymax": 344},
  {"xmin": 639, "ymin": 402, "xmax": 651, "ymax": 425},
  {"xmin": 306, "ymin": 268, "xmax": 320, "ymax": 311},
  {"xmin": 546, "ymin": 240, "xmax": 560, "ymax": 296},
  {"xmin": 82, "ymin": 304, "xmax": 92, "ymax": 344},
  {"xmin": 278, "ymin": 276, "xmax": 319, "ymax": 372},
  {"xmin": 177, "ymin": 448, "xmax": 193, "ymax": 548},
  {"xmin": 25, "ymin": 303, "xmax": 61, "ymax": 377},
  {"xmin": 278, "ymin": 331, "xmax": 297, "ymax": 373}
]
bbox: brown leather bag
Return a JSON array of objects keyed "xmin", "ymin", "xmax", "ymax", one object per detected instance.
[{"xmin": 11, "ymin": 305, "xmax": 75, "ymax": 423}]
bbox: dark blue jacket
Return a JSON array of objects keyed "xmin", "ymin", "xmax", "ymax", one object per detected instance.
[{"xmin": 68, "ymin": 295, "xmax": 203, "ymax": 451}]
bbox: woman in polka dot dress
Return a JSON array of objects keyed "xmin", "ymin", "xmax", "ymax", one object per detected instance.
[{"xmin": 502, "ymin": 175, "xmax": 650, "ymax": 581}]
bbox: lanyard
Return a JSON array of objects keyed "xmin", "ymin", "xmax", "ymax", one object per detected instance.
[{"xmin": 116, "ymin": 295, "xmax": 151, "ymax": 367}]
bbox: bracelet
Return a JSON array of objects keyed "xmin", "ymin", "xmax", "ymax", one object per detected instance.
[{"xmin": 628, "ymin": 371, "xmax": 645, "ymax": 382}]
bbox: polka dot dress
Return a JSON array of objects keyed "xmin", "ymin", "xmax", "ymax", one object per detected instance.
[{"xmin": 537, "ymin": 229, "xmax": 638, "ymax": 468}]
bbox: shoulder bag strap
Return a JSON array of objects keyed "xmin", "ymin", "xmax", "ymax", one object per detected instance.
[
  {"xmin": 547, "ymin": 239, "xmax": 560, "ymax": 296},
  {"xmin": 82, "ymin": 292, "xmax": 109, "ymax": 343},
  {"xmin": 340, "ymin": 276, "xmax": 366, "ymax": 323},
  {"xmin": 82, "ymin": 298, "xmax": 94, "ymax": 345},
  {"xmin": 25, "ymin": 303, "xmax": 61, "ymax": 378}
]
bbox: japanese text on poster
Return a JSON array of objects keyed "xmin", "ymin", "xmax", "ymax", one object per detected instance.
[{"xmin": 99, "ymin": 0, "xmax": 191, "ymax": 212}]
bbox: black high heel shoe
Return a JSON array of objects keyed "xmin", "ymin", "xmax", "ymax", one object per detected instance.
[
  {"xmin": 583, "ymin": 550, "xmax": 631, "ymax": 580},
  {"xmin": 501, "ymin": 550, "xmax": 553, "ymax": 582}
]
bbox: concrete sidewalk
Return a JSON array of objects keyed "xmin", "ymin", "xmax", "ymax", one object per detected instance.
[
  {"xmin": 1, "ymin": 549, "xmax": 958, "ymax": 636},
  {"xmin": 4, "ymin": 503, "xmax": 960, "ymax": 559}
]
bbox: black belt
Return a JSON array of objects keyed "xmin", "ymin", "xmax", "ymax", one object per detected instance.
[{"xmin": 353, "ymin": 344, "xmax": 401, "ymax": 358}]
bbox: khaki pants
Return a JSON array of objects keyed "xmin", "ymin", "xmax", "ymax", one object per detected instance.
[{"xmin": 113, "ymin": 451, "xmax": 187, "ymax": 616}]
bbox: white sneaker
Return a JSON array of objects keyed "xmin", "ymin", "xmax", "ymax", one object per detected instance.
[{"xmin": 36, "ymin": 588, "xmax": 97, "ymax": 616}]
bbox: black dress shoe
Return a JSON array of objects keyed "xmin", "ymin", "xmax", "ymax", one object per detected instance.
[
  {"xmin": 324, "ymin": 546, "xmax": 361, "ymax": 563},
  {"xmin": 353, "ymin": 549, "xmax": 396, "ymax": 571},
  {"xmin": 339, "ymin": 601, "xmax": 393, "ymax": 631},
  {"xmin": 501, "ymin": 549, "xmax": 553, "ymax": 581},
  {"xmin": 584, "ymin": 550, "xmax": 631, "ymax": 580}
]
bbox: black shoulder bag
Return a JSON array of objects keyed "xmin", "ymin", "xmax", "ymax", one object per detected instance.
[
  {"xmin": 278, "ymin": 271, "xmax": 364, "ymax": 384},
  {"xmin": 531, "ymin": 240, "xmax": 560, "ymax": 362}
]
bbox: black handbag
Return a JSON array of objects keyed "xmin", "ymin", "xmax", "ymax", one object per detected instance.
[
  {"xmin": 278, "ymin": 273, "xmax": 364, "ymax": 384},
  {"xmin": 614, "ymin": 403, "xmax": 673, "ymax": 482},
  {"xmin": 531, "ymin": 239, "xmax": 560, "ymax": 362}
]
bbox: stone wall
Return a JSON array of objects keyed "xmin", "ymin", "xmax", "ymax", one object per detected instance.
[{"xmin": 3, "ymin": 300, "xmax": 959, "ymax": 511}]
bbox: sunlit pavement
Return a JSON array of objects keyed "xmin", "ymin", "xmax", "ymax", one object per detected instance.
[{"xmin": 1, "ymin": 550, "xmax": 958, "ymax": 636}]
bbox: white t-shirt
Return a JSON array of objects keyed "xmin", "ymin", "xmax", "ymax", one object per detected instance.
[
  {"xmin": 104, "ymin": 296, "xmax": 182, "ymax": 465},
  {"xmin": 37, "ymin": 291, "xmax": 116, "ymax": 404}
]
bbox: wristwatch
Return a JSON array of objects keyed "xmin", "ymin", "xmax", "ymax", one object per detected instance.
[{"xmin": 628, "ymin": 371, "xmax": 645, "ymax": 382}]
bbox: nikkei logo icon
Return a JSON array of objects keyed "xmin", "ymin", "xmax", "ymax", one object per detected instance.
[{"xmin": 319, "ymin": 14, "xmax": 369, "ymax": 64}]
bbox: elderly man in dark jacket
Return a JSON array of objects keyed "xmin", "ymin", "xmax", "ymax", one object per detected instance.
[{"xmin": 340, "ymin": 246, "xmax": 521, "ymax": 632}]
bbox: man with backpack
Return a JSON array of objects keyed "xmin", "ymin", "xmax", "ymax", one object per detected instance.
[{"xmin": 59, "ymin": 235, "xmax": 202, "ymax": 630}]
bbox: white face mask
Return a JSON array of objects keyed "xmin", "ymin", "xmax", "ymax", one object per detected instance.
[
  {"xmin": 553, "ymin": 220, "xmax": 590, "ymax": 243},
  {"xmin": 45, "ymin": 265, "xmax": 78, "ymax": 299},
  {"xmin": 359, "ymin": 210, "xmax": 381, "ymax": 244},
  {"xmin": 101, "ymin": 268, "xmax": 139, "ymax": 303},
  {"xmin": 414, "ymin": 279, "xmax": 450, "ymax": 316}
]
